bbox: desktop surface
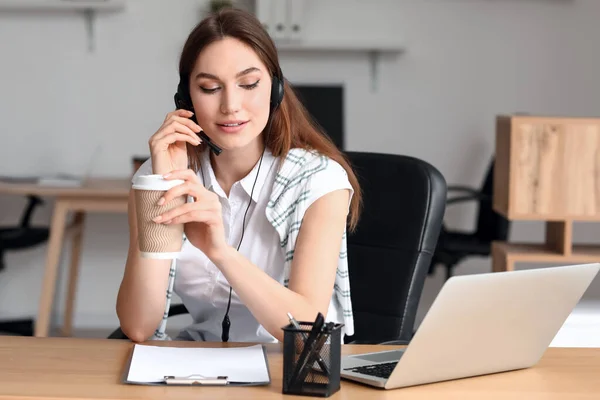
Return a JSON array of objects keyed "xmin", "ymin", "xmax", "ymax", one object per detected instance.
[
  {"xmin": 0, "ymin": 177, "xmax": 131, "ymax": 197},
  {"xmin": 0, "ymin": 336, "xmax": 599, "ymax": 399}
]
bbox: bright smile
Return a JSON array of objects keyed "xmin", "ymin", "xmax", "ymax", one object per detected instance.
[{"xmin": 216, "ymin": 120, "xmax": 249, "ymax": 133}]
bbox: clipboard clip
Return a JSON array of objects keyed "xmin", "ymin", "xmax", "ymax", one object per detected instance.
[{"xmin": 163, "ymin": 374, "xmax": 229, "ymax": 385}]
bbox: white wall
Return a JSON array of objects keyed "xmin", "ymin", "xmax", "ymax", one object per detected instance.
[{"xmin": 1, "ymin": 0, "xmax": 599, "ymax": 333}]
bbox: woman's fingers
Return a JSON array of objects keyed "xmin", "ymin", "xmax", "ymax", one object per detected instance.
[
  {"xmin": 149, "ymin": 110, "xmax": 201, "ymax": 175},
  {"xmin": 162, "ymin": 132, "xmax": 201, "ymax": 147},
  {"xmin": 150, "ymin": 122, "xmax": 202, "ymax": 150},
  {"xmin": 154, "ymin": 169, "xmax": 221, "ymax": 223},
  {"xmin": 164, "ymin": 109, "xmax": 194, "ymax": 122},
  {"xmin": 165, "ymin": 210, "xmax": 216, "ymax": 225},
  {"xmin": 159, "ymin": 120, "xmax": 198, "ymax": 139},
  {"xmin": 153, "ymin": 202, "xmax": 199, "ymax": 222},
  {"xmin": 158, "ymin": 171, "xmax": 209, "ymax": 204},
  {"xmin": 163, "ymin": 168, "xmax": 199, "ymax": 181},
  {"xmin": 154, "ymin": 202, "xmax": 217, "ymax": 224},
  {"xmin": 163, "ymin": 112, "xmax": 201, "ymax": 133},
  {"xmin": 156, "ymin": 181, "xmax": 198, "ymax": 206},
  {"xmin": 170, "ymin": 115, "xmax": 202, "ymax": 134}
]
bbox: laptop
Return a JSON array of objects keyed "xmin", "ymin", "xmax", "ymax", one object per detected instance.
[{"xmin": 341, "ymin": 263, "xmax": 600, "ymax": 389}]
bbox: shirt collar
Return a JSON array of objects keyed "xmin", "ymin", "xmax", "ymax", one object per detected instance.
[{"xmin": 199, "ymin": 148, "xmax": 276, "ymax": 202}]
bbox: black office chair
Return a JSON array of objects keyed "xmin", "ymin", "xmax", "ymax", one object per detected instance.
[
  {"xmin": 108, "ymin": 152, "xmax": 447, "ymax": 345},
  {"xmin": 430, "ymin": 158, "xmax": 510, "ymax": 281},
  {"xmin": 342, "ymin": 151, "xmax": 447, "ymax": 345},
  {"xmin": 0, "ymin": 195, "xmax": 49, "ymax": 336}
]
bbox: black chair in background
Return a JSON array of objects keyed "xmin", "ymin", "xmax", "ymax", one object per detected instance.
[
  {"xmin": 430, "ymin": 159, "xmax": 510, "ymax": 281},
  {"xmin": 343, "ymin": 151, "xmax": 447, "ymax": 345},
  {"xmin": 0, "ymin": 195, "xmax": 49, "ymax": 336},
  {"xmin": 109, "ymin": 152, "xmax": 448, "ymax": 345}
]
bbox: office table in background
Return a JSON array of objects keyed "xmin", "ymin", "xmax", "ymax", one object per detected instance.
[
  {"xmin": 0, "ymin": 337, "xmax": 598, "ymax": 399},
  {"xmin": 0, "ymin": 178, "xmax": 130, "ymax": 337}
]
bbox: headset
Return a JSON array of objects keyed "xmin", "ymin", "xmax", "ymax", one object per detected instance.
[{"xmin": 173, "ymin": 67, "xmax": 284, "ymax": 342}]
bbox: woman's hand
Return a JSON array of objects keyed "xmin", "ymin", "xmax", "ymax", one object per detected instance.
[
  {"xmin": 153, "ymin": 169, "xmax": 228, "ymax": 261},
  {"xmin": 148, "ymin": 110, "xmax": 202, "ymax": 175}
]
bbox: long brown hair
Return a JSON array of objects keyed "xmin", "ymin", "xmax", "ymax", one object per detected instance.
[{"xmin": 178, "ymin": 8, "xmax": 362, "ymax": 230}]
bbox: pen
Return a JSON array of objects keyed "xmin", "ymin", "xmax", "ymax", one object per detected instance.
[
  {"xmin": 287, "ymin": 312, "xmax": 330, "ymax": 378},
  {"xmin": 289, "ymin": 312, "xmax": 325, "ymax": 388},
  {"xmin": 295, "ymin": 322, "xmax": 334, "ymax": 386}
]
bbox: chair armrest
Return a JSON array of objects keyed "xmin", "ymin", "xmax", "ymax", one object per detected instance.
[
  {"xmin": 19, "ymin": 195, "xmax": 44, "ymax": 228},
  {"xmin": 107, "ymin": 327, "xmax": 129, "ymax": 340},
  {"xmin": 447, "ymin": 185, "xmax": 479, "ymax": 195},
  {"xmin": 168, "ymin": 303, "xmax": 189, "ymax": 317},
  {"xmin": 446, "ymin": 185, "xmax": 490, "ymax": 204},
  {"xmin": 447, "ymin": 192, "xmax": 490, "ymax": 205}
]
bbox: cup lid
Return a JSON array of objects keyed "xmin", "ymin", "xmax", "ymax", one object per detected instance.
[{"xmin": 132, "ymin": 174, "xmax": 185, "ymax": 190}]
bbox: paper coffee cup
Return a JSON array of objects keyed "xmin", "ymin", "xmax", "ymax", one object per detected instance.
[{"xmin": 132, "ymin": 174, "xmax": 186, "ymax": 259}]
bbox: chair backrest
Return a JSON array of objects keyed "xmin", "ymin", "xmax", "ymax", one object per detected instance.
[
  {"xmin": 0, "ymin": 195, "xmax": 49, "ymax": 271},
  {"xmin": 475, "ymin": 159, "xmax": 510, "ymax": 242},
  {"xmin": 344, "ymin": 151, "xmax": 447, "ymax": 344}
]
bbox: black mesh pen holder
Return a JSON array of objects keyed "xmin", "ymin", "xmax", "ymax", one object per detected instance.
[{"xmin": 282, "ymin": 321, "xmax": 343, "ymax": 397}]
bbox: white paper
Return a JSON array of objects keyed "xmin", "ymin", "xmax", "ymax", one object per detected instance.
[{"xmin": 126, "ymin": 344, "xmax": 270, "ymax": 384}]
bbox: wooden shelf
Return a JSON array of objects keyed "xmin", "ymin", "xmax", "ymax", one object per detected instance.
[
  {"xmin": 0, "ymin": 0, "xmax": 125, "ymax": 11},
  {"xmin": 492, "ymin": 242, "xmax": 600, "ymax": 272}
]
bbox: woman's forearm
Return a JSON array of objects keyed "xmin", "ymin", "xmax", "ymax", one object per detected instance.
[
  {"xmin": 116, "ymin": 255, "xmax": 172, "ymax": 342},
  {"xmin": 116, "ymin": 192, "xmax": 173, "ymax": 342},
  {"xmin": 213, "ymin": 246, "xmax": 324, "ymax": 342}
]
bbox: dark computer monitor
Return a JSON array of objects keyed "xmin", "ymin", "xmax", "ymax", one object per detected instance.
[{"xmin": 293, "ymin": 85, "xmax": 344, "ymax": 150}]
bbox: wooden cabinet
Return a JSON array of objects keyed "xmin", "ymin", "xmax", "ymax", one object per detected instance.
[{"xmin": 492, "ymin": 115, "xmax": 600, "ymax": 272}]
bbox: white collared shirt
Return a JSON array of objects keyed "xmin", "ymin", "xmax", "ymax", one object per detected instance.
[{"xmin": 134, "ymin": 148, "xmax": 352, "ymax": 342}]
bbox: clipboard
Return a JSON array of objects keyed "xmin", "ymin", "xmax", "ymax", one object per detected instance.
[
  {"xmin": 163, "ymin": 375, "xmax": 229, "ymax": 385},
  {"xmin": 121, "ymin": 344, "xmax": 271, "ymax": 387}
]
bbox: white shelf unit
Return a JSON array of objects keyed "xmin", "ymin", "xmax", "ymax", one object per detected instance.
[
  {"xmin": 0, "ymin": 0, "xmax": 125, "ymax": 11},
  {"xmin": 238, "ymin": 0, "xmax": 407, "ymax": 91},
  {"xmin": 0, "ymin": 0, "xmax": 126, "ymax": 51},
  {"xmin": 275, "ymin": 40, "xmax": 405, "ymax": 53},
  {"xmin": 275, "ymin": 40, "xmax": 406, "ymax": 91}
]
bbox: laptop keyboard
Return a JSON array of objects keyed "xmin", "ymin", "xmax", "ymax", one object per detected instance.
[{"xmin": 345, "ymin": 361, "xmax": 398, "ymax": 379}]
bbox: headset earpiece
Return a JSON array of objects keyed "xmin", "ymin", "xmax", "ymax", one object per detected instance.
[
  {"xmin": 174, "ymin": 81, "xmax": 198, "ymax": 124},
  {"xmin": 174, "ymin": 92, "xmax": 187, "ymax": 110},
  {"xmin": 175, "ymin": 81, "xmax": 191, "ymax": 109},
  {"xmin": 270, "ymin": 75, "xmax": 284, "ymax": 112}
]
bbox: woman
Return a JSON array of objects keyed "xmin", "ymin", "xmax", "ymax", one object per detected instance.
[{"xmin": 116, "ymin": 8, "xmax": 362, "ymax": 343}]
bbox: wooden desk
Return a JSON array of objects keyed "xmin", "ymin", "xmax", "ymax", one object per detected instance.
[
  {"xmin": 0, "ymin": 337, "xmax": 598, "ymax": 399},
  {"xmin": 0, "ymin": 178, "xmax": 130, "ymax": 337}
]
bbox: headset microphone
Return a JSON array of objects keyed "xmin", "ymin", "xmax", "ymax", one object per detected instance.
[{"xmin": 197, "ymin": 131, "xmax": 223, "ymax": 156}]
